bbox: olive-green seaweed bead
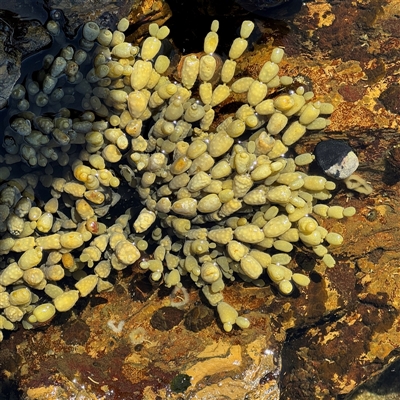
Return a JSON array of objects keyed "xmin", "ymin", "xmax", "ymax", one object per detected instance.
[
  {"xmin": 322, "ymin": 254, "xmax": 336, "ymax": 268},
  {"xmin": 267, "ymin": 264, "xmax": 285, "ymax": 283},
  {"xmin": 295, "ymin": 153, "xmax": 314, "ymax": 166},
  {"xmin": 273, "ymin": 240, "xmax": 293, "ymax": 252},
  {"xmin": 44, "ymin": 284, "xmax": 64, "ymax": 299},
  {"xmin": 313, "ymin": 204, "xmax": 329, "ymax": 217},
  {"xmin": 155, "ymin": 55, "xmax": 170, "ymax": 74},
  {"xmin": 325, "ymin": 232, "xmax": 344, "ymax": 245},
  {"xmin": 97, "ymin": 29, "xmax": 113, "ymax": 46},
  {"xmin": 271, "ymin": 253, "xmax": 291, "ymax": 265},
  {"xmin": 264, "ymin": 206, "xmax": 279, "ymax": 220},
  {"xmin": 240, "ymin": 20, "xmax": 254, "ymax": 39},
  {"xmin": 312, "ymin": 244, "xmax": 328, "ymax": 257},
  {"xmin": 75, "ymin": 275, "xmax": 99, "ymax": 297},
  {"xmin": 46, "ymin": 20, "xmax": 60, "ymax": 35},
  {"xmin": 263, "ymin": 214, "xmax": 291, "ymax": 237},
  {"xmin": 292, "ymin": 273, "xmax": 310, "ymax": 287},
  {"xmin": 53, "ymin": 290, "xmax": 79, "ymax": 312},
  {"xmin": 157, "ymin": 26, "xmax": 170, "ymax": 40},
  {"xmin": 9, "ymin": 288, "xmax": 31, "ymax": 306},
  {"xmin": 343, "ymin": 206, "xmax": 356, "ymax": 217},
  {"xmin": 327, "ymin": 206, "xmax": 344, "ymax": 219},
  {"xmin": 235, "ymin": 316, "xmax": 250, "ymax": 329},
  {"xmin": 33, "ymin": 303, "xmax": 56, "ymax": 323},
  {"xmin": 83, "ymin": 22, "xmax": 100, "ymax": 41},
  {"xmin": 117, "ymin": 18, "xmax": 130, "ymax": 32},
  {"xmin": 279, "ymin": 279, "xmax": 293, "ymax": 295},
  {"xmin": 165, "ymin": 269, "xmax": 181, "ymax": 287}
]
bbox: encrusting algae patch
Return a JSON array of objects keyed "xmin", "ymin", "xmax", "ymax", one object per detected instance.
[{"xmin": 0, "ymin": 14, "xmax": 360, "ymax": 339}]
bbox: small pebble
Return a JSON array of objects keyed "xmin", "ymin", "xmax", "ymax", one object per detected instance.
[
  {"xmin": 184, "ymin": 304, "xmax": 214, "ymax": 332},
  {"xmin": 150, "ymin": 306, "xmax": 184, "ymax": 331},
  {"xmin": 314, "ymin": 140, "xmax": 359, "ymax": 180}
]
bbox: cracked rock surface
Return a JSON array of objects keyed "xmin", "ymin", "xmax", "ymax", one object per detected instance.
[{"xmin": 2, "ymin": 0, "xmax": 400, "ymax": 399}]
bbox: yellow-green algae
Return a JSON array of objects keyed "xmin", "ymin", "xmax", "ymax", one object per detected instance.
[{"xmin": 0, "ymin": 15, "xmax": 356, "ymax": 339}]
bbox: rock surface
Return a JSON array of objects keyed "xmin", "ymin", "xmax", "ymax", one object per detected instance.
[
  {"xmin": 0, "ymin": 10, "xmax": 51, "ymax": 109},
  {"xmin": 2, "ymin": 0, "xmax": 400, "ymax": 399}
]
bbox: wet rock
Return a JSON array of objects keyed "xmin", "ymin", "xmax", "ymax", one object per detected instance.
[
  {"xmin": 338, "ymin": 84, "xmax": 366, "ymax": 102},
  {"xmin": 379, "ymin": 84, "xmax": 400, "ymax": 115},
  {"xmin": 280, "ymin": 303, "xmax": 397, "ymax": 398},
  {"xmin": 45, "ymin": 0, "xmax": 171, "ymax": 39},
  {"xmin": 170, "ymin": 373, "xmax": 192, "ymax": 393},
  {"xmin": 235, "ymin": 0, "xmax": 303, "ymax": 18},
  {"xmin": 349, "ymin": 357, "xmax": 400, "ymax": 399},
  {"xmin": 5, "ymin": 0, "xmax": 400, "ymax": 399},
  {"xmin": 184, "ymin": 304, "xmax": 214, "ymax": 332},
  {"xmin": 0, "ymin": 10, "xmax": 50, "ymax": 110},
  {"xmin": 0, "ymin": 1, "xmax": 171, "ymax": 111},
  {"xmin": 150, "ymin": 306, "xmax": 184, "ymax": 331},
  {"xmin": 61, "ymin": 318, "xmax": 91, "ymax": 345},
  {"xmin": 384, "ymin": 143, "xmax": 400, "ymax": 185},
  {"xmin": 17, "ymin": 21, "xmax": 51, "ymax": 55},
  {"xmin": 0, "ymin": 43, "xmax": 20, "ymax": 110},
  {"xmin": 45, "ymin": 0, "xmax": 131, "ymax": 36}
]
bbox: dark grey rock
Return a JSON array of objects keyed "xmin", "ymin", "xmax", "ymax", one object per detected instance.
[
  {"xmin": 0, "ymin": 10, "xmax": 51, "ymax": 110},
  {"xmin": 314, "ymin": 139, "xmax": 359, "ymax": 180}
]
